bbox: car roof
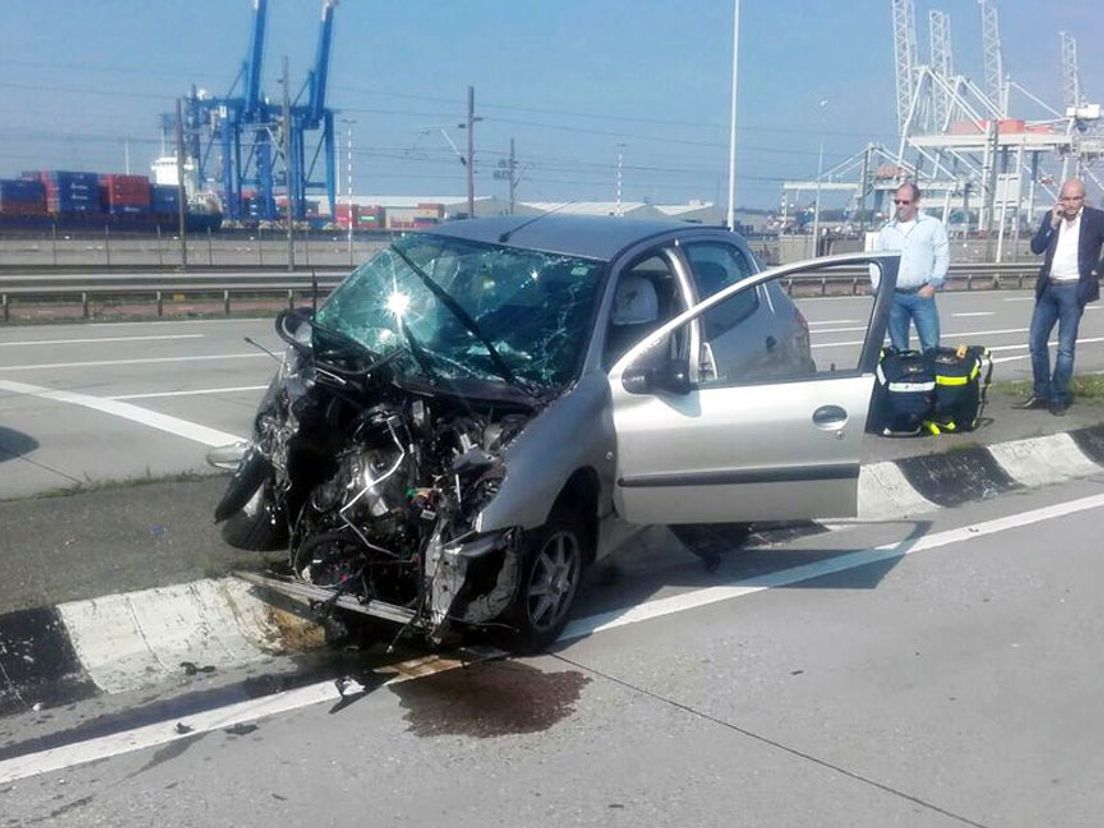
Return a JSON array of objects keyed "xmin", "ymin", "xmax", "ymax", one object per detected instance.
[{"xmin": 417, "ymin": 214, "xmax": 730, "ymax": 262}]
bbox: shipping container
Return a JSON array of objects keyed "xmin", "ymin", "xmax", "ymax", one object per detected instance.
[
  {"xmin": 100, "ymin": 174, "xmax": 151, "ymax": 209},
  {"xmin": 414, "ymin": 202, "xmax": 444, "ymax": 219},
  {"xmin": 0, "ymin": 179, "xmax": 47, "ymax": 215}
]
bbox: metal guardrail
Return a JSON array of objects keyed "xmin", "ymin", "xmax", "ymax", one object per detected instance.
[
  {"xmin": 779, "ymin": 261, "xmax": 1039, "ymax": 297},
  {"xmin": 0, "ymin": 261, "xmax": 1041, "ymax": 322},
  {"xmin": 0, "ymin": 270, "xmax": 349, "ymax": 321}
]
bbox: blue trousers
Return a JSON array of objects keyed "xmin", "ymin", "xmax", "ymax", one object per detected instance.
[
  {"xmin": 1029, "ymin": 281, "xmax": 1083, "ymax": 404},
  {"xmin": 888, "ymin": 291, "xmax": 940, "ymax": 351}
]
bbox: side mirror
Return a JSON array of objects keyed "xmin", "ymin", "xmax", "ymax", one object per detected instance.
[{"xmin": 621, "ymin": 358, "xmax": 692, "ymax": 396}]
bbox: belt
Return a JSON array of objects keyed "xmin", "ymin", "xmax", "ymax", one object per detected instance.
[{"xmin": 895, "ymin": 285, "xmax": 925, "ymax": 294}]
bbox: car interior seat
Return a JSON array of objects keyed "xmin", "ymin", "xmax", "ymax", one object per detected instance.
[{"xmin": 605, "ymin": 273, "xmax": 661, "ymax": 367}]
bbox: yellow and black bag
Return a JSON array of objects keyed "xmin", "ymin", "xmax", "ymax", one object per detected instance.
[{"xmin": 925, "ymin": 345, "xmax": 993, "ymax": 434}]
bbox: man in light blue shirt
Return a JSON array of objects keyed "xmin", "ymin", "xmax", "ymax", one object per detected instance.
[{"xmin": 870, "ymin": 182, "xmax": 950, "ymax": 351}]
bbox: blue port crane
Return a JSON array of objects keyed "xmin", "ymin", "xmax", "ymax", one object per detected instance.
[{"xmin": 167, "ymin": 0, "xmax": 338, "ymax": 223}]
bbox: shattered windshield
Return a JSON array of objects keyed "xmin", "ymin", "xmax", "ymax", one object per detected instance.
[{"xmin": 315, "ymin": 233, "xmax": 605, "ymax": 389}]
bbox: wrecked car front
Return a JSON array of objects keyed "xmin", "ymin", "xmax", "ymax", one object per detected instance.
[{"xmin": 216, "ymin": 231, "xmax": 610, "ymax": 644}]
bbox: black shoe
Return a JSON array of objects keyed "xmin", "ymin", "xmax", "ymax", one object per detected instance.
[
  {"xmin": 1013, "ymin": 395, "xmax": 1049, "ymax": 410},
  {"xmin": 1049, "ymin": 401, "xmax": 1068, "ymax": 416}
]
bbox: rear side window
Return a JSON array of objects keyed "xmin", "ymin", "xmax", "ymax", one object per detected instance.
[{"xmin": 684, "ymin": 243, "xmax": 758, "ymax": 339}]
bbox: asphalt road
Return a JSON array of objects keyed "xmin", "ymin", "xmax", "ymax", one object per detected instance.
[
  {"xmin": 1, "ymin": 288, "xmax": 1103, "ymax": 500},
  {"xmin": 2, "ymin": 475, "xmax": 1103, "ymax": 826}
]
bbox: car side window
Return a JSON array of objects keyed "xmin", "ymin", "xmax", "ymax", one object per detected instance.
[
  {"xmin": 603, "ymin": 252, "xmax": 688, "ymax": 370},
  {"xmin": 684, "ymin": 243, "xmax": 758, "ymax": 340}
]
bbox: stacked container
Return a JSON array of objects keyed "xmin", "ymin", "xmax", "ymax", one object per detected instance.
[
  {"xmin": 0, "ymin": 179, "xmax": 47, "ymax": 215},
  {"xmin": 100, "ymin": 174, "xmax": 151, "ymax": 214},
  {"xmin": 25, "ymin": 171, "xmax": 101, "ymax": 214},
  {"xmin": 150, "ymin": 184, "xmax": 181, "ymax": 216},
  {"xmin": 334, "ymin": 203, "xmax": 359, "ymax": 229},
  {"xmin": 356, "ymin": 205, "xmax": 385, "ymax": 229}
]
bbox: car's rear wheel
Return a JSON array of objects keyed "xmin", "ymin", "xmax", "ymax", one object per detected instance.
[{"xmin": 508, "ymin": 509, "xmax": 587, "ymax": 652}]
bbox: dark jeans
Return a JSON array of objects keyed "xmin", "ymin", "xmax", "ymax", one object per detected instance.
[
  {"xmin": 1028, "ymin": 281, "xmax": 1083, "ymax": 404},
  {"xmin": 888, "ymin": 291, "xmax": 940, "ymax": 351}
]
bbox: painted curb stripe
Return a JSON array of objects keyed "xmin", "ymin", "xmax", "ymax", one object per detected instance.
[
  {"xmin": 1070, "ymin": 425, "xmax": 1104, "ymax": 467},
  {"xmin": 857, "ymin": 461, "xmax": 939, "ymax": 521},
  {"xmin": 988, "ymin": 433, "xmax": 1102, "ymax": 489},
  {"xmin": 0, "ymin": 608, "xmax": 96, "ymax": 717},
  {"xmin": 58, "ymin": 580, "xmax": 281, "ymax": 695},
  {"xmin": 895, "ymin": 447, "xmax": 1022, "ymax": 508}
]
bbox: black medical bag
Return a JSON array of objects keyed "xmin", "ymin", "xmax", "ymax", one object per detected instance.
[
  {"xmin": 925, "ymin": 345, "xmax": 993, "ymax": 433},
  {"xmin": 867, "ymin": 348, "xmax": 936, "ymax": 437}
]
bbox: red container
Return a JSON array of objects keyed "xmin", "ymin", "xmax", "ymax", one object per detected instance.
[{"xmin": 100, "ymin": 174, "xmax": 151, "ymax": 207}]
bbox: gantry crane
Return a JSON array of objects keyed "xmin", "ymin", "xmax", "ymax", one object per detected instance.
[{"xmin": 166, "ymin": 0, "xmax": 338, "ymax": 223}]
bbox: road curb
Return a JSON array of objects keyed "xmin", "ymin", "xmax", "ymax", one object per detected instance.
[
  {"xmin": 859, "ymin": 424, "xmax": 1104, "ymax": 517},
  {"xmin": 1, "ymin": 577, "xmax": 297, "ymax": 716},
  {"xmin": 3, "ymin": 425, "xmax": 1104, "ymax": 715}
]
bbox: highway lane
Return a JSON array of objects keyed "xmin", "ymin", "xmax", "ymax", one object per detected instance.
[
  {"xmin": 1, "ymin": 290, "xmax": 1103, "ymax": 499},
  {"xmin": 0, "ymin": 318, "xmax": 280, "ymax": 497},
  {"xmin": 3, "ymin": 476, "xmax": 1104, "ymax": 826}
]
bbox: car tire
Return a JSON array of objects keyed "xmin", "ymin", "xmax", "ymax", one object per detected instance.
[
  {"xmin": 507, "ymin": 509, "xmax": 588, "ymax": 652},
  {"xmin": 220, "ymin": 483, "xmax": 288, "ymax": 551}
]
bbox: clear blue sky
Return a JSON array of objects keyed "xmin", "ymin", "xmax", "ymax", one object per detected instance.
[{"xmin": 1, "ymin": 1, "xmax": 1100, "ymax": 209}]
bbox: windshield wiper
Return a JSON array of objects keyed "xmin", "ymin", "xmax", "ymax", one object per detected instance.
[
  {"xmin": 389, "ymin": 243, "xmax": 533, "ymax": 396},
  {"xmin": 396, "ymin": 318, "xmax": 439, "ymax": 381}
]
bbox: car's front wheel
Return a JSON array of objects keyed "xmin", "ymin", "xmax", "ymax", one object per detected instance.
[{"xmin": 508, "ymin": 509, "xmax": 588, "ymax": 651}]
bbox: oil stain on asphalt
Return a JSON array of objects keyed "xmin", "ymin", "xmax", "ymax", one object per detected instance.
[{"xmin": 392, "ymin": 661, "xmax": 590, "ymax": 738}]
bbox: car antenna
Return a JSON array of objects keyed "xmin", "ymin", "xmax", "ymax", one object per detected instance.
[
  {"xmin": 244, "ymin": 337, "xmax": 282, "ymax": 362},
  {"xmin": 497, "ymin": 201, "xmax": 579, "ymax": 244},
  {"xmin": 311, "ymin": 269, "xmax": 318, "ymax": 314}
]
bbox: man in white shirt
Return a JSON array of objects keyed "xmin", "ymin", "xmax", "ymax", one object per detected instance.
[
  {"xmin": 1015, "ymin": 179, "xmax": 1104, "ymax": 415},
  {"xmin": 870, "ymin": 182, "xmax": 950, "ymax": 352}
]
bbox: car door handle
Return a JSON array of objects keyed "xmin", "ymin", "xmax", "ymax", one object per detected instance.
[
  {"xmin": 812, "ymin": 405, "xmax": 848, "ymax": 429},
  {"xmin": 765, "ymin": 335, "xmax": 778, "ymax": 351}
]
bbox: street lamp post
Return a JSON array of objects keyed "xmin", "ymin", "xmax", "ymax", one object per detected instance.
[
  {"xmin": 726, "ymin": 0, "xmax": 740, "ymax": 230},
  {"xmin": 340, "ymin": 118, "xmax": 356, "ymax": 266},
  {"xmin": 811, "ymin": 99, "xmax": 829, "ymax": 257}
]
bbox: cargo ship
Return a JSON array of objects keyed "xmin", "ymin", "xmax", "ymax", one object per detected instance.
[{"xmin": 0, "ymin": 170, "xmax": 222, "ymax": 235}]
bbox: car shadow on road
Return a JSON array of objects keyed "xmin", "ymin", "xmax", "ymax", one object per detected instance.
[
  {"xmin": 0, "ymin": 426, "xmax": 39, "ymax": 462},
  {"xmin": 570, "ymin": 519, "xmax": 934, "ymax": 623}
]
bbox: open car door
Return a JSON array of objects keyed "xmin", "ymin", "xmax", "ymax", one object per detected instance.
[{"xmin": 609, "ymin": 251, "xmax": 900, "ymax": 525}]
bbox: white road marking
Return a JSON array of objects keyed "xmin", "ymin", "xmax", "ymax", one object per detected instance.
[
  {"xmin": 952, "ymin": 312, "xmax": 995, "ymax": 318},
  {"xmin": 989, "ymin": 336, "xmax": 1104, "ymax": 363},
  {"xmin": 0, "ymin": 353, "xmax": 268, "ymax": 372},
  {"xmin": 0, "ymin": 647, "xmax": 498, "ymax": 785},
  {"xmin": 814, "ymin": 328, "xmax": 1104, "ymax": 350},
  {"xmin": 559, "ymin": 491, "xmax": 1104, "ymax": 640},
  {"xmin": 0, "ymin": 334, "xmax": 204, "ymax": 348},
  {"xmin": 109, "ymin": 385, "xmax": 268, "ymax": 401},
  {"xmin": 0, "ymin": 379, "xmax": 244, "ymax": 446},
  {"xmin": 86, "ymin": 317, "xmax": 270, "ymax": 328},
  {"xmin": 3, "ymin": 491, "xmax": 1103, "ymax": 784},
  {"xmin": 808, "ymin": 326, "xmax": 869, "ymax": 336},
  {"xmin": 806, "ymin": 319, "xmax": 858, "ymax": 326},
  {"xmin": 1004, "ymin": 297, "xmax": 1036, "ymax": 302}
]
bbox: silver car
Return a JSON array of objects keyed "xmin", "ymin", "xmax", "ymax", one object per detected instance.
[{"xmin": 213, "ymin": 215, "xmax": 898, "ymax": 649}]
